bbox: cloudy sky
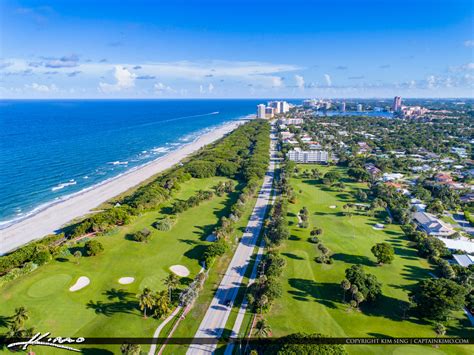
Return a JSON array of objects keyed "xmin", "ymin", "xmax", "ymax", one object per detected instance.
[{"xmin": 1, "ymin": 0, "xmax": 473, "ymax": 98}]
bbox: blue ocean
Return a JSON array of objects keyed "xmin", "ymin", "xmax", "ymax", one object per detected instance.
[{"xmin": 0, "ymin": 99, "xmax": 264, "ymax": 227}]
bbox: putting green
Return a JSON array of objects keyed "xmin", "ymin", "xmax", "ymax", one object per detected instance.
[{"xmin": 27, "ymin": 274, "xmax": 72, "ymax": 298}]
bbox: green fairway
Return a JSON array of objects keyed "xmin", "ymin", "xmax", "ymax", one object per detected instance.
[
  {"xmin": 265, "ymin": 165, "xmax": 472, "ymax": 355},
  {"xmin": 0, "ymin": 176, "xmax": 237, "ymax": 354}
]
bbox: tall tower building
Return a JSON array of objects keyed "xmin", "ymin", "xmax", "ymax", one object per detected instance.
[
  {"xmin": 257, "ymin": 104, "xmax": 266, "ymax": 119},
  {"xmin": 341, "ymin": 102, "xmax": 346, "ymax": 112},
  {"xmin": 392, "ymin": 96, "xmax": 402, "ymax": 112}
]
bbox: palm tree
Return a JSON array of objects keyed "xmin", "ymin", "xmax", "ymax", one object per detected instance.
[
  {"xmin": 121, "ymin": 342, "xmax": 141, "ymax": 355},
  {"xmin": 13, "ymin": 307, "xmax": 29, "ymax": 328},
  {"xmin": 340, "ymin": 279, "xmax": 351, "ymax": 302},
  {"xmin": 257, "ymin": 295, "xmax": 268, "ymax": 314},
  {"xmin": 254, "ymin": 318, "xmax": 271, "ymax": 338},
  {"xmin": 138, "ymin": 288, "xmax": 154, "ymax": 318},
  {"xmin": 153, "ymin": 290, "xmax": 171, "ymax": 318},
  {"xmin": 163, "ymin": 273, "xmax": 179, "ymax": 302}
]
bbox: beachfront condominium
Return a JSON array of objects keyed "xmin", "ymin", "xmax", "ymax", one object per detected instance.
[
  {"xmin": 392, "ymin": 96, "xmax": 402, "ymax": 112},
  {"xmin": 265, "ymin": 106, "xmax": 275, "ymax": 118},
  {"xmin": 269, "ymin": 101, "xmax": 290, "ymax": 114},
  {"xmin": 257, "ymin": 104, "xmax": 266, "ymax": 119}
]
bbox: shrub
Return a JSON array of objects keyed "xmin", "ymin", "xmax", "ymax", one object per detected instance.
[
  {"xmin": 32, "ymin": 250, "xmax": 51, "ymax": 266},
  {"xmin": 154, "ymin": 217, "xmax": 176, "ymax": 231},
  {"xmin": 84, "ymin": 240, "xmax": 104, "ymax": 256},
  {"xmin": 308, "ymin": 236, "xmax": 320, "ymax": 244},
  {"xmin": 133, "ymin": 228, "xmax": 152, "ymax": 242},
  {"xmin": 203, "ymin": 240, "xmax": 229, "ymax": 268}
]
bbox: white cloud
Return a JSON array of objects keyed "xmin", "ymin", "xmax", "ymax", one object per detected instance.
[
  {"xmin": 271, "ymin": 76, "xmax": 283, "ymax": 87},
  {"xmin": 24, "ymin": 82, "xmax": 57, "ymax": 92},
  {"xmin": 199, "ymin": 84, "xmax": 205, "ymax": 94},
  {"xmin": 98, "ymin": 66, "xmax": 136, "ymax": 93},
  {"xmin": 294, "ymin": 74, "xmax": 305, "ymax": 89},
  {"xmin": 464, "ymin": 40, "xmax": 474, "ymax": 47},
  {"xmin": 324, "ymin": 74, "xmax": 332, "ymax": 86},
  {"xmin": 426, "ymin": 75, "xmax": 436, "ymax": 89},
  {"xmin": 208, "ymin": 83, "xmax": 214, "ymax": 93},
  {"xmin": 154, "ymin": 82, "xmax": 176, "ymax": 94}
]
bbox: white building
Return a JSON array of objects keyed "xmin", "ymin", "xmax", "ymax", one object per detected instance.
[
  {"xmin": 382, "ymin": 172, "xmax": 404, "ymax": 181},
  {"xmin": 265, "ymin": 107, "xmax": 275, "ymax": 118},
  {"xmin": 413, "ymin": 212, "xmax": 456, "ymax": 237},
  {"xmin": 280, "ymin": 101, "xmax": 290, "ymax": 113},
  {"xmin": 287, "ymin": 148, "xmax": 328, "ymax": 164},
  {"xmin": 357, "ymin": 104, "xmax": 363, "ymax": 112},
  {"xmin": 257, "ymin": 104, "xmax": 266, "ymax": 119}
]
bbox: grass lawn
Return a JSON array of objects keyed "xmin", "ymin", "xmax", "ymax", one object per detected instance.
[
  {"xmin": 0, "ymin": 176, "xmax": 238, "ymax": 354},
  {"xmin": 162, "ymin": 181, "xmax": 261, "ymax": 355},
  {"xmin": 265, "ymin": 165, "xmax": 472, "ymax": 355}
]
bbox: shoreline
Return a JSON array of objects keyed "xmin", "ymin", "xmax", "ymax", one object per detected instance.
[{"xmin": 0, "ymin": 119, "xmax": 245, "ymax": 255}]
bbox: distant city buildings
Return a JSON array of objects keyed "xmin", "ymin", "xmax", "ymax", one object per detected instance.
[
  {"xmin": 392, "ymin": 96, "xmax": 402, "ymax": 112},
  {"xmin": 287, "ymin": 148, "xmax": 328, "ymax": 163},
  {"xmin": 257, "ymin": 104, "xmax": 266, "ymax": 119},
  {"xmin": 256, "ymin": 101, "xmax": 290, "ymax": 119},
  {"xmin": 401, "ymin": 105, "xmax": 428, "ymax": 118},
  {"xmin": 356, "ymin": 103, "xmax": 363, "ymax": 112},
  {"xmin": 340, "ymin": 102, "xmax": 346, "ymax": 112},
  {"xmin": 265, "ymin": 106, "xmax": 275, "ymax": 118}
]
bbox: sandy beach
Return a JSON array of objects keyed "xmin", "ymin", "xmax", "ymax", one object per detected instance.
[{"xmin": 0, "ymin": 120, "xmax": 244, "ymax": 255}]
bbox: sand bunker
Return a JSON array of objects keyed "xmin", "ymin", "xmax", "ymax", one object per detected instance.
[
  {"xmin": 329, "ymin": 205, "xmax": 337, "ymax": 209},
  {"xmin": 169, "ymin": 265, "xmax": 190, "ymax": 277},
  {"xmin": 118, "ymin": 277, "xmax": 135, "ymax": 284},
  {"xmin": 69, "ymin": 276, "xmax": 90, "ymax": 292}
]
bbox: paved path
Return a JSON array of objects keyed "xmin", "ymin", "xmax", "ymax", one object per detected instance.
[
  {"xmin": 186, "ymin": 129, "xmax": 277, "ymax": 355},
  {"xmin": 148, "ymin": 306, "xmax": 182, "ymax": 355}
]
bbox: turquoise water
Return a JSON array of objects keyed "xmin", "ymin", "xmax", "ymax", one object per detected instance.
[{"xmin": 0, "ymin": 99, "xmax": 262, "ymax": 226}]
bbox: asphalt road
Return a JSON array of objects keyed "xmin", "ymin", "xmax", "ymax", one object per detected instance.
[{"xmin": 186, "ymin": 129, "xmax": 277, "ymax": 355}]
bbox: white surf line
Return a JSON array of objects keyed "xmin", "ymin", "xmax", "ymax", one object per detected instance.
[
  {"xmin": 0, "ymin": 120, "xmax": 243, "ymax": 255},
  {"xmin": 148, "ymin": 306, "xmax": 182, "ymax": 355}
]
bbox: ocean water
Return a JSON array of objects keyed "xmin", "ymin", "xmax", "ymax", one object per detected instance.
[{"xmin": 0, "ymin": 99, "xmax": 264, "ymax": 227}]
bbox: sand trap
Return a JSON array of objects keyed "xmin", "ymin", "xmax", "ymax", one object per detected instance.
[
  {"xmin": 118, "ymin": 277, "xmax": 135, "ymax": 284},
  {"xmin": 169, "ymin": 265, "xmax": 190, "ymax": 277},
  {"xmin": 69, "ymin": 276, "xmax": 90, "ymax": 292},
  {"xmin": 206, "ymin": 234, "xmax": 217, "ymax": 242},
  {"xmin": 372, "ymin": 226, "xmax": 384, "ymax": 230},
  {"xmin": 329, "ymin": 205, "xmax": 337, "ymax": 209}
]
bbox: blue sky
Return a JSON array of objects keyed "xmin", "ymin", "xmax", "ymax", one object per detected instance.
[{"xmin": 1, "ymin": 0, "xmax": 473, "ymax": 98}]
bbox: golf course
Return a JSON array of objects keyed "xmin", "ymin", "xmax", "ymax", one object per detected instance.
[
  {"xmin": 265, "ymin": 165, "xmax": 472, "ymax": 355},
  {"xmin": 0, "ymin": 176, "xmax": 243, "ymax": 354}
]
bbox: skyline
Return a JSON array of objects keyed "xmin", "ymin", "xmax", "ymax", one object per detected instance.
[{"xmin": 1, "ymin": 0, "xmax": 473, "ymax": 99}]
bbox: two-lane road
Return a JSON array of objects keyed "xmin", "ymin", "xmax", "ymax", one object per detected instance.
[{"xmin": 186, "ymin": 128, "xmax": 277, "ymax": 355}]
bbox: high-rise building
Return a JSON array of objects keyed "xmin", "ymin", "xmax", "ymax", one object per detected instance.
[
  {"xmin": 257, "ymin": 104, "xmax": 266, "ymax": 119},
  {"xmin": 265, "ymin": 107, "xmax": 275, "ymax": 118},
  {"xmin": 392, "ymin": 96, "xmax": 402, "ymax": 112},
  {"xmin": 280, "ymin": 101, "xmax": 290, "ymax": 113},
  {"xmin": 356, "ymin": 104, "xmax": 363, "ymax": 112},
  {"xmin": 269, "ymin": 101, "xmax": 281, "ymax": 114},
  {"xmin": 341, "ymin": 102, "xmax": 346, "ymax": 112}
]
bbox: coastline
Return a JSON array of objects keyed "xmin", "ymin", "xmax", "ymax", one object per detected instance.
[{"xmin": 0, "ymin": 119, "xmax": 245, "ymax": 255}]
